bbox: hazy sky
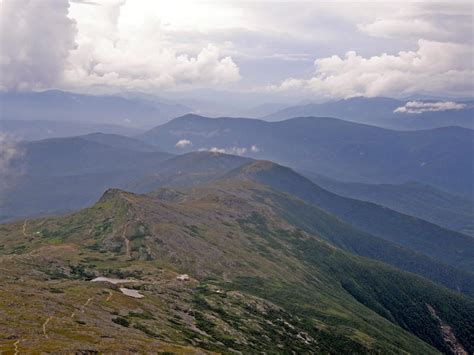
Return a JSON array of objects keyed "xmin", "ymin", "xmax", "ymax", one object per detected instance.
[{"xmin": 0, "ymin": 0, "xmax": 473, "ymax": 99}]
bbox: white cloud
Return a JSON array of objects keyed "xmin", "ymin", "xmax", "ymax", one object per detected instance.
[
  {"xmin": 250, "ymin": 145, "xmax": 260, "ymax": 153},
  {"xmin": 0, "ymin": 0, "xmax": 240, "ymax": 93},
  {"xmin": 206, "ymin": 147, "xmax": 226, "ymax": 154},
  {"xmin": 175, "ymin": 139, "xmax": 192, "ymax": 148},
  {"xmin": 394, "ymin": 101, "xmax": 468, "ymax": 114},
  {"xmin": 63, "ymin": 0, "xmax": 240, "ymax": 92},
  {"xmin": 200, "ymin": 146, "xmax": 248, "ymax": 156},
  {"xmin": 1, "ymin": 0, "xmax": 472, "ymax": 98},
  {"xmin": 263, "ymin": 40, "xmax": 474, "ymax": 99},
  {"xmin": 0, "ymin": 0, "xmax": 77, "ymax": 91},
  {"xmin": 357, "ymin": 2, "xmax": 473, "ymax": 43},
  {"xmin": 202, "ymin": 145, "xmax": 260, "ymax": 156},
  {"xmin": 358, "ymin": 19, "xmax": 450, "ymax": 40}
]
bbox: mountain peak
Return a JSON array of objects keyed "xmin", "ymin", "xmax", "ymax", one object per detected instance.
[
  {"xmin": 98, "ymin": 188, "xmax": 135, "ymax": 204},
  {"xmin": 238, "ymin": 160, "xmax": 280, "ymax": 173},
  {"xmin": 224, "ymin": 160, "xmax": 295, "ymax": 181},
  {"xmin": 174, "ymin": 113, "xmax": 211, "ymax": 121}
]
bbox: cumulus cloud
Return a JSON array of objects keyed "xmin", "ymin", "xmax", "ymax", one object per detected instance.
[
  {"xmin": 263, "ymin": 40, "xmax": 474, "ymax": 99},
  {"xmin": 0, "ymin": 0, "xmax": 239, "ymax": 93},
  {"xmin": 394, "ymin": 101, "xmax": 468, "ymax": 114},
  {"xmin": 63, "ymin": 0, "xmax": 240, "ymax": 92},
  {"xmin": 199, "ymin": 146, "xmax": 251, "ymax": 156},
  {"xmin": 1, "ymin": 0, "xmax": 471, "ymax": 98},
  {"xmin": 175, "ymin": 139, "xmax": 192, "ymax": 148},
  {"xmin": 0, "ymin": 0, "xmax": 77, "ymax": 91}
]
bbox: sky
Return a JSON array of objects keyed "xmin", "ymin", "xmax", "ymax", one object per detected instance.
[{"xmin": 0, "ymin": 0, "xmax": 473, "ymax": 100}]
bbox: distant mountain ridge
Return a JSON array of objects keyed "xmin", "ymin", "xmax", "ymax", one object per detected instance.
[
  {"xmin": 12, "ymin": 136, "xmax": 172, "ymax": 177},
  {"xmin": 139, "ymin": 114, "xmax": 473, "ymax": 196},
  {"xmin": 303, "ymin": 172, "xmax": 474, "ymax": 236},
  {"xmin": 263, "ymin": 96, "xmax": 474, "ymax": 130},
  {"xmin": 0, "ymin": 90, "xmax": 193, "ymax": 128},
  {"xmin": 0, "ymin": 119, "xmax": 144, "ymax": 140},
  {"xmin": 80, "ymin": 133, "xmax": 162, "ymax": 152},
  {"xmin": 0, "ymin": 136, "xmax": 249, "ymax": 221}
]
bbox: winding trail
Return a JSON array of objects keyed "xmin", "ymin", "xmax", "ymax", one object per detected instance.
[
  {"xmin": 81, "ymin": 297, "xmax": 93, "ymax": 313},
  {"xmin": 106, "ymin": 290, "xmax": 113, "ymax": 302},
  {"xmin": 42, "ymin": 316, "xmax": 52, "ymax": 339},
  {"xmin": 13, "ymin": 339, "xmax": 20, "ymax": 354},
  {"xmin": 34, "ymin": 291, "xmax": 111, "ymax": 345}
]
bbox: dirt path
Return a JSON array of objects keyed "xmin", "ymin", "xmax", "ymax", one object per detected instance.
[
  {"xmin": 38, "ymin": 293, "xmax": 110, "ymax": 344},
  {"xmin": 81, "ymin": 297, "xmax": 94, "ymax": 313},
  {"xmin": 69, "ymin": 295, "xmax": 96, "ymax": 322},
  {"xmin": 106, "ymin": 290, "xmax": 113, "ymax": 302},
  {"xmin": 13, "ymin": 291, "xmax": 115, "ymax": 350},
  {"xmin": 13, "ymin": 339, "xmax": 20, "ymax": 354},
  {"xmin": 42, "ymin": 316, "xmax": 52, "ymax": 339}
]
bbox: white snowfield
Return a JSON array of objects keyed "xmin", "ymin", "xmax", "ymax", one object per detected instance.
[
  {"xmin": 91, "ymin": 277, "xmax": 138, "ymax": 284},
  {"xmin": 119, "ymin": 288, "xmax": 144, "ymax": 298}
]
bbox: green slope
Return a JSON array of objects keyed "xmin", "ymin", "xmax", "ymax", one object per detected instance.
[
  {"xmin": 1, "ymin": 181, "xmax": 472, "ymax": 353},
  {"xmin": 303, "ymin": 172, "xmax": 474, "ymax": 236},
  {"xmin": 246, "ymin": 182, "xmax": 474, "ymax": 297},
  {"xmin": 226, "ymin": 161, "xmax": 474, "ymax": 274}
]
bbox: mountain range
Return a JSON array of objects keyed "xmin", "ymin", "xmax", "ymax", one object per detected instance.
[
  {"xmin": 0, "ymin": 119, "xmax": 145, "ymax": 141},
  {"xmin": 1, "ymin": 95, "xmax": 473, "ymax": 353},
  {"xmin": 2, "ymin": 135, "xmax": 473, "ymax": 295},
  {"xmin": 0, "ymin": 90, "xmax": 192, "ymax": 129},
  {"xmin": 263, "ymin": 96, "xmax": 474, "ymax": 130},
  {"xmin": 303, "ymin": 172, "xmax": 474, "ymax": 236},
  {"xmin": 139, "ymin": 114, "xmax": 473, "ymax": 197},
  {"xmin": 1, "ymin": 178, "xmax": 472, "ymax": 353},
  {"xmin": 0, "ymin": 135, "xmax": 250, "ymax": 221}
]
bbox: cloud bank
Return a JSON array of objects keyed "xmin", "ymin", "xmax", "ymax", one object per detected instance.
[
  {"xmin": 264, "ymin": 40, "xmax": 474, "ymax": 99},
  {"xmin": 0, "ymin": 1, "xmax": 472, "ymax": 99},
  {"xmin": 0, "ymin": 0, "xmax": 240, "ymax": 93},
  {"xmin": 0, "ymin": 0, "xmax": 77, "ymax": 91},
  {"xmin": 394, "ymin": 101, "xmax": 468, "ymax": 114}
]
